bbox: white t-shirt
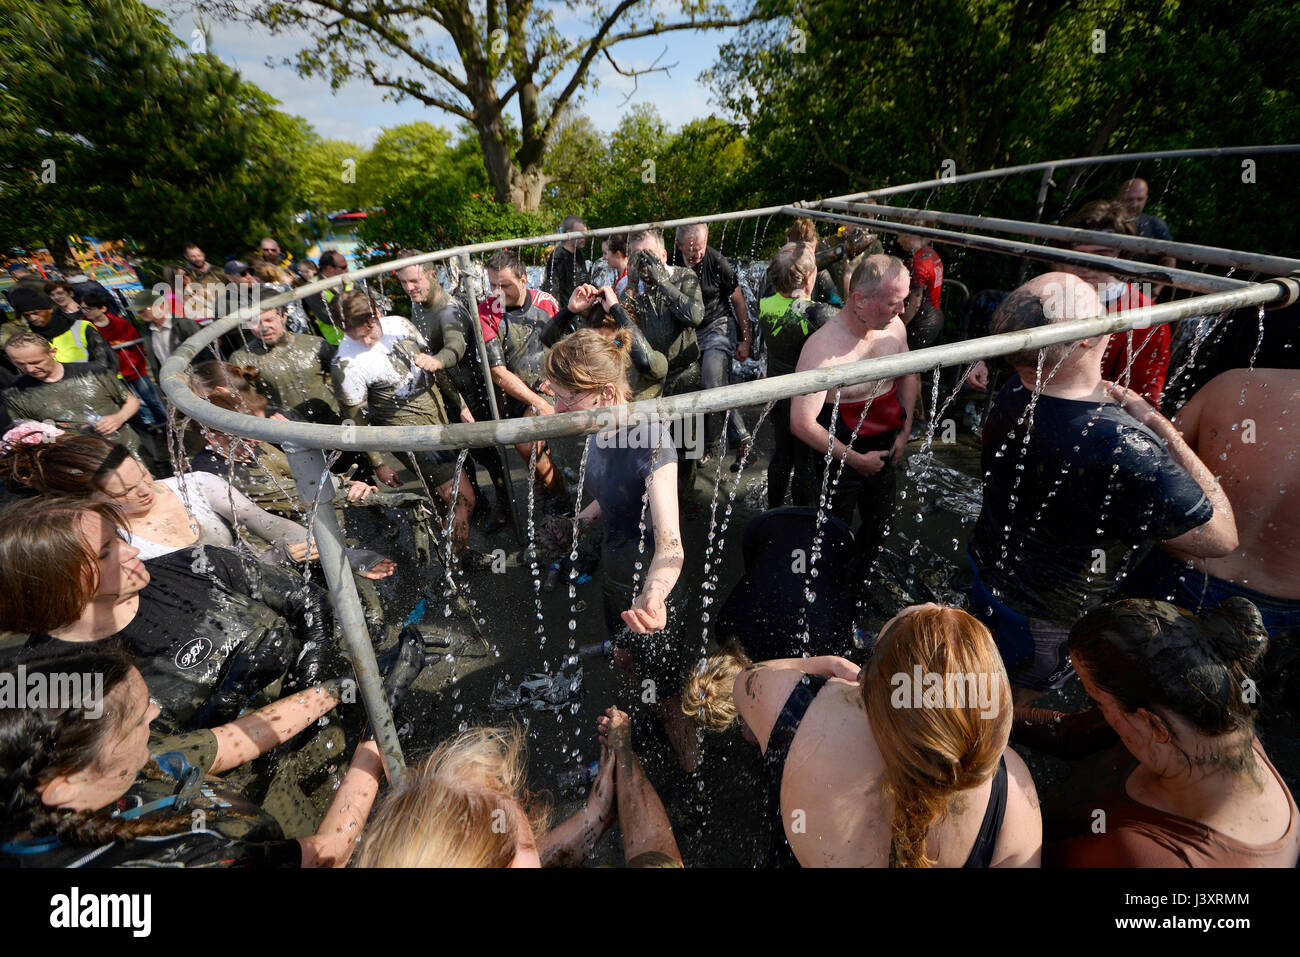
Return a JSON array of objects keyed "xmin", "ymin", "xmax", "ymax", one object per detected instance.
[{"xmin": 332, "ymin": 315, "xmax": 429, "ymax": 408}]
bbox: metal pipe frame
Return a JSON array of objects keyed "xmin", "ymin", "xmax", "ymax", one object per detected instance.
[
  {"xmin": 283, "ymin": 445, "xmax": 407, "ymax": 779},
  {"xmin": 155, "ymin": 145, "xmax": 1298, "ymax": 773},
  {"xmin": 455, "ymin": 253, "xmax": 524, "ymax": 544},
  {"xmin": 818, "ymin": 200, "xmax": 1300, "ymax": 276},
  {"xmin": 788, "ymin": 206, "xmax": 1256, "ymax": 294}
]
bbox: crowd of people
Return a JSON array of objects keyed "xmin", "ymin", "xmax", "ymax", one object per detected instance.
[{"xmin": 1, "ymin": 175, "xmax": 1297, "ymax": 869}]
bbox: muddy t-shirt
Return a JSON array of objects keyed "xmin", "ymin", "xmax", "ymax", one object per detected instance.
[
  {"xmin": 969, "ymin": 378, "xmax": 1213, "ymax": 622},
  {"xmin": 229, "ymin": 332, "xmax": 340, "ymax": 423},
  {"xmin": 585, "ymin": 422, "xmax": 677, "ymax": 592},
  {"xmin": 477, "ymin": 289, "xmax": 559, "ymax": 389},
  {"xmin": 689, "ymin": 246, "xmax": 739, "ymax": 341},
  {"xmin": 1, "ymin": 364, "xmax": 140, "ymax": 453},
  {"xmin": 760, "ymin": 294, "xmax": 837, "ymax": 377},
  {"xmin": 333, "ymin": 315, "xmax": 448, "ymax": 426}
]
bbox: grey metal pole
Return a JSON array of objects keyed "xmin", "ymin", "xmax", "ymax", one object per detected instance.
[
  {"xmin": 455, "ymin": 253, "xmax": 525, "ymax": 545},
  {"xmin": 821, "ymin": 200, "xmax": 1300, "ymax": 276},
  {"xmin": 788, "ymin": 206, "xmax": 1251, "ymax": 294},
  {"xmin": 162, "ymin": 276, "xmax": 1297, "ymax": 453},
  {"xmin": 283, "ymin": 444, "xmax": 406, "ymax": 782}
]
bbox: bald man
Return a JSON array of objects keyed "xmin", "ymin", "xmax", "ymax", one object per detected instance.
[
  {"xmin": 968, "ymin": 272, "xmax": 1236, "ymax": 704},
  {"xmin": 1115, "ymin": 178, "xmax": 1176, "ymax": 271}
]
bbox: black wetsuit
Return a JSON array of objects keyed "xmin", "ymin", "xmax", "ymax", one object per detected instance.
[
  {"xmin": 764, "ymin": 675, "xmax": 1008, "ymax": 868},
  {"xmin": 19, "ymin": 547, "xmax": 334, "ymax": 735}
]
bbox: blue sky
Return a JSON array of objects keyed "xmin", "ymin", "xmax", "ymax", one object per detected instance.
[{"xmin": 147, "ymin": 1, "xmax": 741, "ymax": 145}]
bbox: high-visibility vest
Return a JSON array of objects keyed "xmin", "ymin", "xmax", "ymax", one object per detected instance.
[
  {"xmin": 314, "ymin": 282, "xmax": 353, "ymax": 345},
  {"xmin": 49, "ymin": 319, "xmax": 94, "ymax": 364}
]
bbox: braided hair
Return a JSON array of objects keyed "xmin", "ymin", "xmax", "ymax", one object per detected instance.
[{"xmin": 0, "ymin": 649, "xmax": 193, "ymax": 847}]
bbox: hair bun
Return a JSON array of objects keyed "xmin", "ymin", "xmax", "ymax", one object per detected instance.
[{"xmin": 1202, "ymin": 598, "xmax": 1268, "ymax": 670}]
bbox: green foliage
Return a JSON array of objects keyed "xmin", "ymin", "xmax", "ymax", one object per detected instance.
[{"xmin": 0, "ymin": 0, "xmax": 310, "ymax": 260}]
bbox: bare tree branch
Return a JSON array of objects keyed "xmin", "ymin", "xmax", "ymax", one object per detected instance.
[{"xmin": 602, "ymin": 46, "xmax": 677, "ymax": 106}]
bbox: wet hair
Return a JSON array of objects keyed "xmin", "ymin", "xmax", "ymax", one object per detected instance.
[
  {"xmin": 0, "ymin": 497, "xmax": 128, "ymax": 633},
  {"xmin": 188, "ymin": 360, "xmax": 261, "ymax": 398},
  {"xmin": 848, "ymin": 254, "xmax": 907, "ymax": 299},
  {"xmin": 1069, "ymin": 599, "xmax": 1267, "ymax": 768},
  {"xmin": 0, "ymin": 648, "xmax": 197, "ymax": 846},
  {"xmin": 673, "ymin": 222, "xmax": 707, "ymax": 243},
  {"xmin": 353, "ymin": 726, "xmax": 549, "ymax": 868},
  {"xmin": 863, "ymin": 606, "xmax": 1012, "ymax": 868},
  {"xmin": 769, "ymin": 242, "xmax": 817, "ymax": 297},
  {"xmin": 0, "ymin": 432, "xmax": 132, "ymax": 498},
  {"xmin": 681, "ymin": 639, "xmax": 752, "ymax": 732},
  {"xmin": 601, "ymin": 233, "xmax": 628, "ymax": 256},
  {"xmin": 3, "ymin": 330, "xmax": 55, "ymax": 355},
  {"xmin": 1063, "ymin": 200, "xmax": 1136, "ymax": 239},
  {"xmin": 990, "ymin": 287, "xmax": 1075, "ymax": 369},
  {"xmin": 627, "ymin": 229, "xmax": 665, "ymax": 251},
  {"xmin": 484, "ymin": 249, "xmax": 525, "ymax": 280},
  {"xmin": 206, "ymin": 387, "xmax": 268, "ymax": 417},
  {"xmin": 338, "ymin": 289, "xmax": 381, "ymax": 331},
  {"xmin": 559, "ymin": 215, "xmax": 586, "ymax": 234},
  {"xmin": 80, "ymin": 293, "xmax": 113, "ymax": 311},
  {"xmin": 785, "ymin": 218, "xmax": 819, "ymax": 245},
  {"xmin": 542, "ymin": 329, "xmax": 633, "ymax": 404}
]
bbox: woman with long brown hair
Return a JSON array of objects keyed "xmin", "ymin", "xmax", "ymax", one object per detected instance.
[{"xmin": 734, "ymin": 603, "xmax": 1042, "ymax": 867}]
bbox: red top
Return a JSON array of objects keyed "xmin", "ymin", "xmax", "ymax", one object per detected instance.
[
  {"xmin": 477, "ymin": 288, "xmax": 559, "ymax": 341},
  {"xmin": 1099, "ymin": 284, "xmax": 1169, "ymax": 406},
  {"xmin": 910, "ymin": 246, "xmax": 944, "ymax": 308},
  {"xmin": 840, "ymin": 382, "xmax": 906, "ymax": 438},
  {"xmin": 91, "ymin": 311, "xmax": 149, "ymax": 380}
]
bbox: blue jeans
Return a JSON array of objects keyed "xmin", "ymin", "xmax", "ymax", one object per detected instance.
[{"xmin": 128, "ymin": 375, "xmax": 168, "ymax": 428}]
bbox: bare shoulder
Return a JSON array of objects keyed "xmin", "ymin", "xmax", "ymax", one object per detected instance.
[
  {"xmin": 794, "ymin": 315, "xmax": 846, "ymax": 372},
  {"xmin": 732, "ymin": 664, "xmax": 805, "ymax": 753},
  {"xmin": 993, "ymin": 747, "xmax": 1043, "ymax": 868}
]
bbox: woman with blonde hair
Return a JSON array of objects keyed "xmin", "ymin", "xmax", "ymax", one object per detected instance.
[
  {"xmin": 734, "ymin": 604, "xmax": 1042, "ymax": 867},
  {"xmin": 543, "ymin": 330, "xmax": 694, "ymax": 769}
]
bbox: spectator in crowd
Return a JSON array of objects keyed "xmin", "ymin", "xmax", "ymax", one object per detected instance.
[
  {"xmin": 478, "ymin": 248, "xmax": 567, "ymax": 506},
  {"xmin": 675, "ymin": 223, "xmax": 753, "ymax": 467},
  {"xmin": 134, "ymin": 287, "xmax": 203, "ymax": 386},
  {"xmin": 1042, "ymin": 599, "xmax": 1298, "ymax": 868},
  {"xmin": 228, "ymin": 293, "xmax": 342, "ymax": 424},
  {"xmin": 1115, "ymin": 178, "xmax": 1177, "ymax": 271},
  {"xmin": 543, "ymin": 214, "xmax": 590, "ymax": 309},
  {"xmin": 80, "ymin": 293, "xmax": 167, "ymax": 434},
  {"xmin": 260, "ymin": 237, "xmax": 293, "ymax": 270},
  {"xmin": 760, "ymin": 243, "xmax": 839, "ymax": 508},
  {"xmin": 791, "ymin": 255, "xmax": 916, "ymax": 567},
  {"xmin": 1, "ymin": 284, "xmax": 115, "ymax": 373},
  {"xmin": 182, "ymin": 242, "xmax": 226, "ymax": 286},
  {"xmin": 734, "ymin": 604, "xmax": 1042, "ymax": 867},
  {"xmin": 968, "ymin": 272, "xmax": 1237, "ymax": 704},
  {"xmin": 1059, "ymin": 200, "xmax": 1169, "ymax": 406},
  {"xmin": 293, "ymin": 257, "xmax": 318, "ymax": 285},
  {"xmin": 303, "ymin": 250, "xmax": 351, "ymax": 344},
  {"xmin": 3, "ymin": 332, "xmax": 142, "ymax": 456}
]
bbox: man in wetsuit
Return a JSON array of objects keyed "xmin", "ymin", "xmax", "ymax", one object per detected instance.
[
  {"xmin": 478, "ymin": 248, "xmax": 566, "ymax": 504},
  {"xmin": 228, "ymin": 293, "xmax": 342, "ymax": 424},
  {"xmin": 1126, "ymin": 367, "xmax": 1300, "ymax": 636},
  {"xmin": 395, "ymin": 252, "xmax": 510, "ymax": 530},
  {"xmin": 3, "ymin": 331, "xmax": 143, "ymax": 455},
  {"xmin": 968, "ymin": 272, "xmax": 1237, "ymax": 704},
  {"xmin": 675, "ymin": 223, "xmax": 753, "ymax": 465},
  {"xmin": 761, "ymin": 243, "xmax": 839, "ymax": 508},
  {"xmin": 790, "ymin": 254, "xmax": 917, "ymax": 565}
]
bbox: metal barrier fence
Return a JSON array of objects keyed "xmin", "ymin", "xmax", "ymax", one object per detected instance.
[{"xmin": 158, "ymin": 145, "xmax": 1300, "ymax": 778}]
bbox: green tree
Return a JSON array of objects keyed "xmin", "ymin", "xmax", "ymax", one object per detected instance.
[
  {"xmin": 0, "ymin": 0, "xmax": 312, "ymax": 261},
  {"xmin": 298, "ymin": 137, "xmax": 373, "ymax": 213},
  {"xmin": 207, "ymin": 0, "xmax": 764, "ymax": 211}
]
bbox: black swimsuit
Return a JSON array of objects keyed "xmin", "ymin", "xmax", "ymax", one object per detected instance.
[{"xmin": 764, "ymin": 675, "xmax": 1009, "ymax": 868}]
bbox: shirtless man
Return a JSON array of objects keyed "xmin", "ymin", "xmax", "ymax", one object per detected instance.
[
  {"xmin": 1128, "ymin": 368, "xmax": 1300, "ymax": 635},
  {"xmin": 790, "ymin": 254, "xmax": 917, "ymax": 563}
]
